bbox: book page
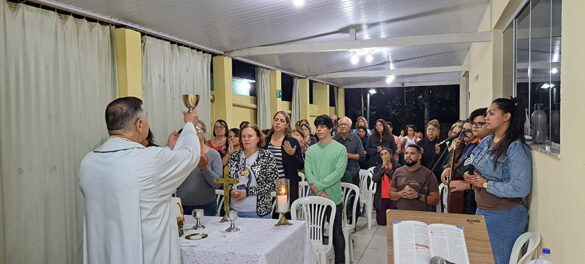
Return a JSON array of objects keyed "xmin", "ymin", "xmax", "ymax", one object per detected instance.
[
  {"xmin": 393, "ymin": 221, "xmax": 431, "ymax": 264},
  {"xmin": 427, "ymin": 224, "xmax": 470, "ymax": 264}
]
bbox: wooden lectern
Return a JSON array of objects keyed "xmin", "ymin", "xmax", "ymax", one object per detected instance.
[{"xmin": 386, "ymin": 209, "xmax": 494, "ymax": 264}]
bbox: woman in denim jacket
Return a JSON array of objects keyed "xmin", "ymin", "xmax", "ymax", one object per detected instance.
[{"xmin": 464, "ymin": 98, "xmax": 531, "ymax": 264}]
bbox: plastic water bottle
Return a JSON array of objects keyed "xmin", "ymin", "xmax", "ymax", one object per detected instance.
[{"xmin": 534, "ymin": 248, "xmax": 552, "ymax": 264}]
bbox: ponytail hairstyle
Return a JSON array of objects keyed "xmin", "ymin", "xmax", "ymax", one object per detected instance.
[{"xmin": 490, "ymin": 97, "xmax": 527, "ymax": 168}]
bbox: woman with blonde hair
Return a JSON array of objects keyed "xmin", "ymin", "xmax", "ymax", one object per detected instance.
[{"xmin": 352, "ymin": 116, "xmax": 372, "ymax": 137}]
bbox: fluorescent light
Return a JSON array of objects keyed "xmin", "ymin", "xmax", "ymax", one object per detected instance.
[
  {"xmin": 293, "ymin": 0, "xmax": 304, "ymax": 7},
  {"xmin": 541, "ymin": 83, "xmax": 555, "ymax": 89},
  {"xmin": 351, "ymin": 53, "xmax": 359, "ymax": 65},
  {"xmin": 551, "ymin": 67, "xmax": 558, "ymax": 74},
  {"xmin": 365, "ymin": 54, "xmax": 373, "ymax": 63},
  {"xmin": 368, "ymin": 89, "xmax": 377, "ymax": 95},
  {"xmin": 385, "ymin": 75, "xmax": 395, "ymax": 84},
  {"xmin": 240, "ymin": 81, "xmax": 251, "ymax": 91}
]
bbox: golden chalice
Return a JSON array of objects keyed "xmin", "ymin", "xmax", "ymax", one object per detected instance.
[{"xmin": 181, "ymin": 94, "xmax": 200, "ymax": 112}]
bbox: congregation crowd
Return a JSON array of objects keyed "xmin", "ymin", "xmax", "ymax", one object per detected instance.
[{"xmin": 81, "ymin": 96, "xmax": 532, "ymax": 264}]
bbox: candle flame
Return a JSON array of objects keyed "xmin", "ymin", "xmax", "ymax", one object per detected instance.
[{"xmin": 280, "ymin": 186, "xmax": 286, "ymax": 194}]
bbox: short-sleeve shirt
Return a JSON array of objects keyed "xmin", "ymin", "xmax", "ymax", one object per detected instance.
[{"xmin": 391, "ymin": 165, "xmax": 439, "ymax": 211}]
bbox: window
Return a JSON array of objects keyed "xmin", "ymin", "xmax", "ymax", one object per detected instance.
[
  {"xmin": 506, "ymin": 0, "xmax": 561, "ymax": 150},
  {"xmin": 329, "ymin": 86, "xmax": 336, "ymax": 107},
  {"xmin": 281, "ymin": 74, "xmax": 293, "ymax": 102}
]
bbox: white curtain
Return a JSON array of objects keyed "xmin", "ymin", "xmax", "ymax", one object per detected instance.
[
  {"xmin": 142, "ymin": 36, "xmax": 211, "ymax": 143},
  {"xmin": 0, "ymin": 1, "xmax": 117, "ymax": 263},
  {"xmin": 291, "ymin": 78, "xmax": 302, "ymax": 126},
  {"xmin": 256, "ymin": 67, "xmax": 271, "ymax": 129}
]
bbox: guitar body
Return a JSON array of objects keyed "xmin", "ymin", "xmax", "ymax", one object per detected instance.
[{"xmin": 447, "ymin": 162, "xmax": 465, "ymax": 213}]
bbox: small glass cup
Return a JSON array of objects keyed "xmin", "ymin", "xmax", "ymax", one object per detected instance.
[
  {"xmin": 226, "ymin": 210, "xmax": 240, "ymax": 232},
  {"xmin": 192, "ymin": 209, "xmax": 206, "ymax": 230}
]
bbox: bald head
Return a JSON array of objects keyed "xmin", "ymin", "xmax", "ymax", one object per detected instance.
[{"xmin": 105, "ymin": 97, "xmax": 145, "ymax": 134}]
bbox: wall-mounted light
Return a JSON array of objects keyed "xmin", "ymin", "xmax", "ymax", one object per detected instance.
[{"xmin": 368, "ymin": 89, "xmax": 377, "ymax": 95}]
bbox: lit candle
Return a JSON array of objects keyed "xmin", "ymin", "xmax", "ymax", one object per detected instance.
[{"xmin": 277, "ymin": 185, "xmax": 288, "ymax": 212}]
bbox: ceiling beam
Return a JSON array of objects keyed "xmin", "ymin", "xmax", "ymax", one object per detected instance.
[
  {"xmin": 227, "ymin": 32, "xmax": 492, "ymax": 57},
  {"xmin": 313, "ymin": 65, "xmax": 469, "ymax": 79},
  {"xmin": 342, "ymin": 80, "xmax": 460, "ymax": 89}
]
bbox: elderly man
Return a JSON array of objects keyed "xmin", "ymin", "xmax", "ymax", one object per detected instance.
[{"xmin": 79, "ymin": 97, "xmax": 200, "ymax": 264}]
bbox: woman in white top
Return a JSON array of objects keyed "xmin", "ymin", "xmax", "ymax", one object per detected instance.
[{"xmin": 402, "ymin": 124, "xmax": 418, "ymax": 149}]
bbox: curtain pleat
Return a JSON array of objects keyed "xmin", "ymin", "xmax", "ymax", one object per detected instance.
[
  {"xmin": 256, "ymin": 67, "xmax": 271, "ymax": 129},
  {"xmin": 142, "ymin": 36, "xmax": 212, "ymax": 143},
  {"xmin": 291, "ymin": 78, "xmax": 302, "ymax": 126},
  {"xmin": 0, "ymin": 1, "xmax": 117, "ymax": 263}
]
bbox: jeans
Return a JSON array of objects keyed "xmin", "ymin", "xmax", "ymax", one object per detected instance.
[
  {"xmin": 182, "ymin": 200, "xmax": 217, "ymax": 217},
  {"xmin": 476, "ymin": 204, "xmax": 528, "ymax": 264},
  {"xmin": 237, "ymin": 211, "xmax": 271, "ymax": 219},
  {"xmin": 325, "ymin": 203, "xmax": 345, "ymax": 264}
]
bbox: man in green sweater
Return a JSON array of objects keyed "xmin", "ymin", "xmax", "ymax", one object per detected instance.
[{"xmin": 305, "ymin": 115, "xmax": 347, "ymax": 264}]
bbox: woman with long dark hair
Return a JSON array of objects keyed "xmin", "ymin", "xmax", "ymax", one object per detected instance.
[
  {"xmin": 365, "ymin": 119, "xmax": 397, "ymax": 168},
  {"xmin": 464, "ymin": 98, "xmax": 531, "ymax": 264},
  {"xmin": 208, "ymin": 119, "xmax": 229, "ymax": 156}
]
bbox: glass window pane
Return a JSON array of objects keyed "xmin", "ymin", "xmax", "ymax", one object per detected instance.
[{"xmin": 516, "ymin": 4, "xmax": 531, "ymax": 113}]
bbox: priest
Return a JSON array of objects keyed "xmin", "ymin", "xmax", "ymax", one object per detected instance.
[{"xmin": 79, "ymin": 97, "xmax": 200, "ymax": 264}]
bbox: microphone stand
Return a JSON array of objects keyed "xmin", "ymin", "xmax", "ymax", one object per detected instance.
[{"xmin": 420, "ymin": 139, "xmax": 453, "ymax": 211}]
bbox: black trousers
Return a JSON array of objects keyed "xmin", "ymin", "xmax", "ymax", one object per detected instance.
[{"xmin": 325, "ymin": 203, "xmax": 345, "ymax": 264}]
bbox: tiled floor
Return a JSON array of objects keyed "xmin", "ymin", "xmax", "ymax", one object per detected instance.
[{"xmin": 352, "ymin": 211, "xmax": 388, "ymax": 264}]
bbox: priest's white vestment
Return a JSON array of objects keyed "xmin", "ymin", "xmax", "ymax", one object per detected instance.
[{"xmin": 79, "ymin": 122, "xmax": 200, "ymax": 264}]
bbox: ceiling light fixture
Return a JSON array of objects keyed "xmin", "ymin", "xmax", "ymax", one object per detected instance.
[
  {"xmin": 551, "ymin": 67, "xmax": 558, "ymax": 74},
  {"xmin": 293, "ymin": 0, "xmax": 304, "ymax": 7},
  {"xmin": 385, "ymin": 75, "xmax": 395, "ymax": 84},
  {"xmin": 351, "ymin": 53, "xmax": 359, "ymax": 65},
  {"xmin": 365, "ymin": 54, "xmax": 373, "ymax": 63}
]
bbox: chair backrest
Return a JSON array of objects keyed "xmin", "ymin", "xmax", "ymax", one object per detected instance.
[
  {"xmin": 299, "ymin": 181, "xmax": 311, "ymax": 198},
  {"xmin": 291, "ymin": 196, "xmax": 336, "ymax": 254},
  {"xmin": 340, "ymin": 182, "xmax": 360, "ymax": 229},
  {"xmin": 358, "ymin": 169, "xmax": 370, "ymax": 202},
  {"xmin": 270, "ymin": 191, "xmax": 277, "ymax": 215},
  {"xmin": 509, "ymin": 232, "xmax": 541, "ymax": 264},
  {"xmin": 215, "ymin": 189, "xmax": 224, "ymax": 216},
  {"xmin": 298, "ymin": 171, "xmax": 306, "ymax": 182},
  {"xmin": 438, "ymin": 183, "xmax": 449, "ymax": 213}
]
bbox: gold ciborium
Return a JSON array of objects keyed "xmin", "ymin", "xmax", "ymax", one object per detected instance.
[{"xmin": 181, "ymin": 94, "xmax": 200, "ymax": 112}]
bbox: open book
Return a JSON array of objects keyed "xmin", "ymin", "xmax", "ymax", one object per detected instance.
[{"xmin": 393, "ymin": 221, "xmax": 470, "ymax": 264}]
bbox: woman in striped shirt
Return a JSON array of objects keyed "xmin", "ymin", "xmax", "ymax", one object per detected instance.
[{"xmin": 264, "ymin": 111, "xmax": 304, "ymax": 207}]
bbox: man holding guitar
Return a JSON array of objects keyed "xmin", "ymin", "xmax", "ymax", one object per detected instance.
[{"xmin": 441, "ymin": 108, "xmax": 490, "ymax": 214}]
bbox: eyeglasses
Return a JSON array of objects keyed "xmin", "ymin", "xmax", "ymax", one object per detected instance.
[
  {"xmin": 471, "ymin": 122, "xmax": 487, "ymax": 127},
  {"xmin": 339, "ymin": 123, "xmax": 350, "ymax": 127}
]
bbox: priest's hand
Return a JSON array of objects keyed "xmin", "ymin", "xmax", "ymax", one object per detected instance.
[
  {"xmin": 283, "ymin": 141, "xmax": 297, "ymax": 156},
  {"xmin": 183, "ymin": 108, "xmax": 199, "ymax": 124},
  {"xmin": 167, "ymin": 130, "xmax": 179, "ymax": 150},
  {"xmin": 197, "ymin": 155, "xmax": 209, "ymax": 170},
  {"xmin": 309, "ymin": 182, "xmax": 318, "ymax": 194}
]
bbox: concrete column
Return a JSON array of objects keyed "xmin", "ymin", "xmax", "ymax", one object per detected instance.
[
  {"xmin": 115, "ymin": 28, "xmax": 142, "ymax": 98},
  {"xmin": 212, "ymin": 56, "xmax": 234, "ymax": 128}
]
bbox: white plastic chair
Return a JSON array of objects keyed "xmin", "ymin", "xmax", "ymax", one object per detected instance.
[
  {"xmin": 299, "ymin": 171, "xmax": 306, "ymax": 182},
  {"xmin": 509, "ymin": 232, "xmax": 541, "ymax": 264},
  {"xmin": 270, "ymin": 191, "xmax": 277, "ymax": 216},
  {"xmin": 215, "ymin": 189, "xmax": 224, "ymax": 217},
  {"xmin": 299, "ymin": 181, "xmax": 311, "ymax": 198},
  {"xmin": 358, "ymin": 169, "xmax": 376, "ymax": 229},
  {"xmin": 291, "ymin": 196, "xmax": 336, "ymax": 264},
  {"xmin": 437, "ymin": 183, "xmax": 449, "ymax": 213},
  {"xmin": 341, "ymin": 182, "xmax": 360, "ymax": 264}
]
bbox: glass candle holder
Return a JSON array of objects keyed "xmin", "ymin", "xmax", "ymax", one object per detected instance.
[{"xmin": 275, "ymin": 178, "xmax": 292, "ymax": 226}]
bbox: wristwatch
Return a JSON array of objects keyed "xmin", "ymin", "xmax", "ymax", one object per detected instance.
[{"xmin": 482, "ymin": 181, "xmax": 488, "ymax": 189}]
